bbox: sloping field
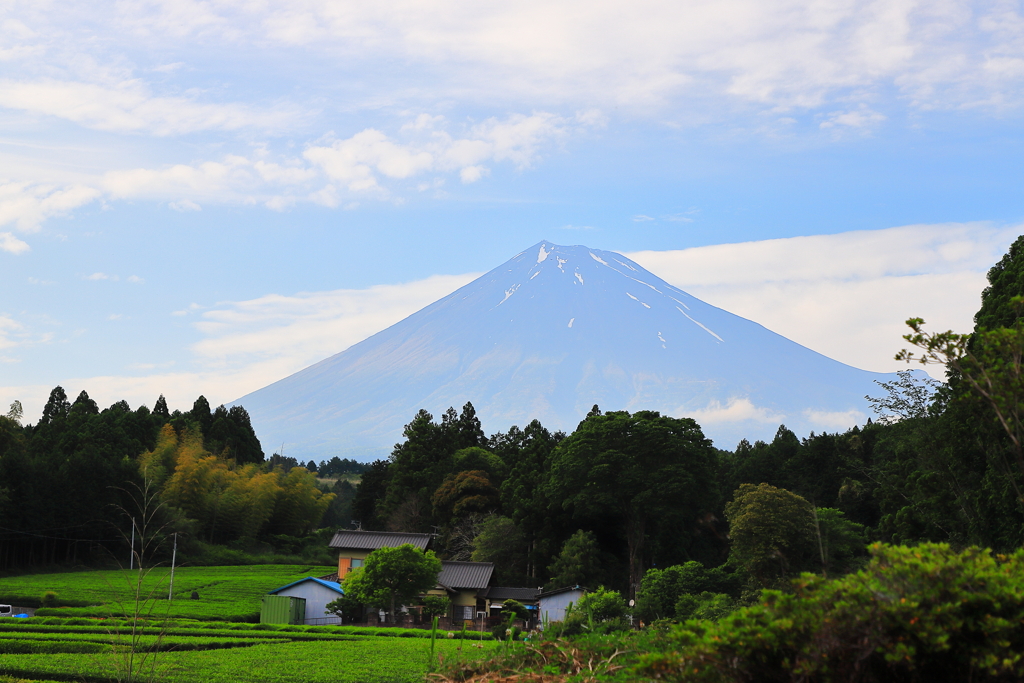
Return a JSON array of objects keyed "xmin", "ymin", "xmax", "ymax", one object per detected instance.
[{"xmin": 0, "ymin": 565, "xmax": 334, "ymax": 621}]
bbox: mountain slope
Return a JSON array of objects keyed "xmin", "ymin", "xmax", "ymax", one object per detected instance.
[{"xmin": 235, "ymin": 241, "xmax": 897, "ymax": 459}]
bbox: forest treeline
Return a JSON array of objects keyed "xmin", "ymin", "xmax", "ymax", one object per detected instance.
[
  {"xmin": 0, "ymin": 391, "xmax": 348, "ymax": 570},
  {"xmin": 4, "ymin": 236, "xmax": 1024, "ymax": 606}
]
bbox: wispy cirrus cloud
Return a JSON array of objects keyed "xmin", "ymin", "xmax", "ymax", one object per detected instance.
[
  {"xmin": 0, "ymin": 182, "xmax": 101, "ymax": 233},
  {"xmin": 191, "ymin": 273, "xmax": 479, "ymax": 377},
  {"xmin": 627, "ymin": 223, "xmax": 1020, "ymax": 375},
  {"xmin": 0, "ymin": 79, "xmax": 302, "ymax": 136},
  {"xmin": 30, "ymin": 0, "xmax": 1024, "ymax": 115}
]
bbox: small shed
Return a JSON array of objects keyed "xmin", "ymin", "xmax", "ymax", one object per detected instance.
[
  {"xmin": 261, "ymin": 595, "xmax": 306, "ymax": 625},
  {"xmin": 267, "ymin": 577, "xmax": 345, "ymax": 625},
  {"xmin": 537, "ymin": 586, "xmax": 585, "ymax": 625}
]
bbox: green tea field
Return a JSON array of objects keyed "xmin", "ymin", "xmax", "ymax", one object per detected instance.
[
  {"xmin": 0, "ymin": 566, "xmax": 495, "ymax": 682},
  {"xmin": 0, "ymin": 618, "xmax": 496, "ymax": 683},
  {"xmin": 0, "ymin": 565, "xmax": 335, "ymax": 621}
]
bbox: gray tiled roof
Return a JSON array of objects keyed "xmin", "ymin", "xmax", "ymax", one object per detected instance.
[
  {"xmin": 329, "ymin": 530, "xmax": 432, "ymax": 551},
  {"xmin": 437, "ymin": 561, "xmax": 494, "ymax": 590},
  {"xmin": 481, "ymin": 586, "xmax": 540, "ymax": 602}
]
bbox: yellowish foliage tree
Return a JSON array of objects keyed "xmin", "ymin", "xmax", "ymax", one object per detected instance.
[{"xmin": 139, "ymin": 426, "xmax": 334, "ymax": 542}]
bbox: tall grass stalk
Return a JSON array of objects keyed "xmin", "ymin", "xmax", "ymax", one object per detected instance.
[{"xmin": 427, "ymin": 615, "xmax": 440, "ymax": 671}]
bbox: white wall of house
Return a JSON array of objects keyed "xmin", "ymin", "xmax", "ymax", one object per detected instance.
[
  {"xmin": 275, "ymin": 582, "xmax": 343, "ymax": 625},
  {"xmin": 538, "ymin": 589, "xmax": 584, "ymax": 625}
]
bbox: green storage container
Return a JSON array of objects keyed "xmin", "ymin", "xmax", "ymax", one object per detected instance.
[{"xmin": 261, "ymin": 594, "xmax": 306, "ymax": 624}]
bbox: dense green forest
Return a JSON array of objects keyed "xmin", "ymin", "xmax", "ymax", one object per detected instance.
[{"xmin": 4, "ymin": 236, "xmax": 1024, "ymax": 617}]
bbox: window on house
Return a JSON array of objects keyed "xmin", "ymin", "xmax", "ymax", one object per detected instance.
[{"xmin": 351, "ymin": 559, "xmax": 363, "ymax": 568}]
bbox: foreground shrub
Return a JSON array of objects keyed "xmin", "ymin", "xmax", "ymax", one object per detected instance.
[{"xmin": 640, "ymin": 543, "xmax": 1024, "ymax": 682}]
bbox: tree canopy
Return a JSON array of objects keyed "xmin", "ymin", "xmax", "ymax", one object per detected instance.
[
  {"xmin": 341, "ymin": 543, "xmax": 441, "ymax": 623},
  {"xmin": 546, "ymin": 410, "xmax": 718, "ymax": 599}
]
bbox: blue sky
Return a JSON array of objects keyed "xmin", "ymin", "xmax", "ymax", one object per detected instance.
[{"xmin": 2, "ymin": 0, "xmax": 1024, "ymax": 424}]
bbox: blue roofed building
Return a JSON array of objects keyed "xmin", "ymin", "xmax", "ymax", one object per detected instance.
[{"xmin": 267, "ymin": 576, "xmax": 345, "ymax": 625}]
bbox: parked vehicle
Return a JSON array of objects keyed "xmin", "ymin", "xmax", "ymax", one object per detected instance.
[{"xmin": 0, "ymin": 605, "xmax": 12, "ymax": 617}]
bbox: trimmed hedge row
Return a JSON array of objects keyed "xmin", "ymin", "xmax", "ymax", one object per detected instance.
[
  {"xmin": 0, "ymin": 619, "xmax": 492, "ymax": 640},
  {"xmin": 0, "ymin": 640, "xmax": 106, "ymax": 655}
]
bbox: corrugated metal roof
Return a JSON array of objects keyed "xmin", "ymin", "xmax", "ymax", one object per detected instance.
[
  {"xmin": 328, "ymin": 530, "xmax": 432, "ymax": 551},
  {"xmin": 268, "ymin": 577, "xmax": 344, "ymax": 595},
  {"xmin": 537, "ymin": 585, "xmax": 585, "ymax": 599},
  {"xmin": 481, "ymin": 586, "xmax": 541, "ymax": 602},
  {"xmin": 437, "ymin": 561, "xmax": 494, "ymax": 590}
]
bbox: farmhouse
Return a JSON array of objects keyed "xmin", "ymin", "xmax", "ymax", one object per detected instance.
[
  {"xmin": 326, "ymin": 528, "xmax": 544, "ymax": 626},
  {"xmin": 328, "ymin": 529, "xmax": 433, "ymax": 577},
  {"xmin": 428, "ymin": 560, "xmax": 495, "ymax": 621}
]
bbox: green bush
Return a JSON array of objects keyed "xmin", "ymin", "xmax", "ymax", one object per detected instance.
[
  {"xmin": 639, "ymin": 543, "xmax": 1024, "ymax": 682},
  {"xmin": 38, "ymin": 592, "xmax": 57, "ymax": 609},
  {"xmin": 674, "ymin": 592, "xmax": 737, "ymax": 622}
]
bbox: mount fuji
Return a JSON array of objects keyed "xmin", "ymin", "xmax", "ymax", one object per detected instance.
[{"xmin": 234, "ymin": 241, "xmax": 900, "ymax": 460}]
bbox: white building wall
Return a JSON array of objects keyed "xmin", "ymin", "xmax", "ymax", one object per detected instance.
[
  {"xmin": 538, "ymin": 590, "xmax": 584, "ymax": 624},
  {"xmin": 276, "ymin": 583, "xmax": 343, "ymax": 625}
]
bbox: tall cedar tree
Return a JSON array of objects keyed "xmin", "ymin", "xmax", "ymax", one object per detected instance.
[{"xmin": 546, "ymin": 410, "xmax": 717, "ymax": 599}]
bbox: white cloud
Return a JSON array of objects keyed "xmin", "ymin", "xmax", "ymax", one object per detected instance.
[
  {"xmin": 0, "ymin": 182, "xmax": 101, "ymax": 233},
  {"xmin": 190, "ymin": 273, "xmax": 480, "ymax": 382},
  {"xmin": 304, "ymin": 112, "xmax": 590, "ymax": 193},
  {"xmin": 686, "ymin": 397, "xmax": 785, "ymax": 424},
  {"xmin": 820, "ymin": 106, "xmax": 888, "ymax": 130},
  {"xmin": 0, "ymin": 232, "xmax": 30, "ymax": 254},
  {"xmin": 127, "ymin": 275, "xmax": 144, "ymax": 283},
  {"xmin": 86, "ymin": 272, "xmax": 117, "ymax": 281},
  {"xmin": 0, "ymin": 316, "xmax": 26, "ymax": 352},
  {"xmin": 43, "ymin": 0, "xmax": 1024, "ymax": 115},
  {"xmin": 0, "ymin": 79, "xmax": 299, "ymax": 136},
  {"xmin": 0, "ymin": 314, "xmax": 52, "ymax": 361},
  {"xmin": 627, "ymin": 223, "xmax": 1021, "ymax": 375},
  {"xmin": 459, "ymin": 166, "xmax": 488, "ymax": 183},
  {"xmin": 803, "ymin": 408, "xmax": 867, "ymax": 431},
  {"xmin": 102, "ymin": 157, "xmax": 255, "ymax": 200},
  {"xmin": 169, "ymin": 199, "xmax": 202, "ymax": 212},
  {"xmin": 0, "ymin": 112, "xmax": 577, "ymax": 227}
]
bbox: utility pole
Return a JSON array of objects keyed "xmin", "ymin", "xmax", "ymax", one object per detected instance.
[
  {"xmin": 168, "ymin": 533, "xmax": 178, "ymax": 601},
  {"xmin": 130, "ymin": 518, "xmax": 135, "ymax": 570}
]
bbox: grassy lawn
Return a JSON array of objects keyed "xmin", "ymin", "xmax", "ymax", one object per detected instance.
[{"xmin": 0, "ymin": 565, "xmax": 335, "ymax": 620}]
